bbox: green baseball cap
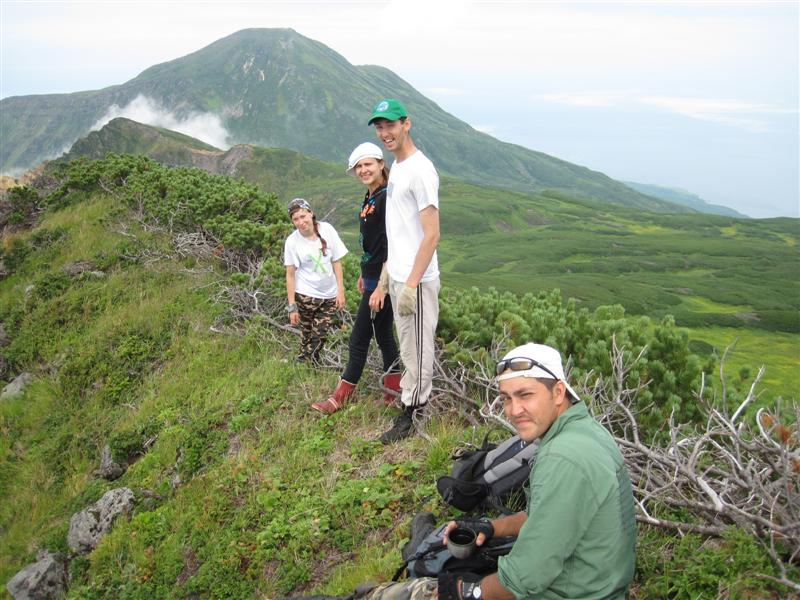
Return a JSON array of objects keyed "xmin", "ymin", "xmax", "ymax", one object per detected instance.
[{"xmin": 368, "ymin": 99, "xmax": 408, "ymax": 124}]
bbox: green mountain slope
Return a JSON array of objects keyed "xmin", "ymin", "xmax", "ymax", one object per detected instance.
[
  {"xmin": 1, "ymin": 157, "xmax": 796, "ymax": 598},
  {"xmin": 624, "ymin": 181, "xmax": 748, "ymax": 218},
  {"xmin": 62, "ymin": 117, "xmax": 221, "ymax": 166},
  {"xmin": 56, "ymin": 120, "xmax": 800, "ymax": 338},
  {"xmin": 2, "ymin": 28, "xmax": 677, "ymax": 212}
]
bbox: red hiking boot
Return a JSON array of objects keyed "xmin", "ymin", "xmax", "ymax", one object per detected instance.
[
  {"xmin": 380, "ymin": 372, "xmax": 402, "ymax": 407},
  {"xmin": 312, "ymin": 380, "xmax": 356, "ymax": 414}
]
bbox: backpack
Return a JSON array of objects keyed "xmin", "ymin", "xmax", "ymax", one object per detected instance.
[
  {"xmin": 436, "ymin": 434, "xmax": 538, "ymax": 514},
  {"xmin": 393, "ymin": 523, "xmax": 517, "ymax": 581}
]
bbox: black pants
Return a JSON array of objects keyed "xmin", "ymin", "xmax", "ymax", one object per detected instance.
[{"xmin": 342, "ymin": 289, "xmax": 400, "ymax": 383}]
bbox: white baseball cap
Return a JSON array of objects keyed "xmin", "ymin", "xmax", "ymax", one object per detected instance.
[
  {"xmin": 495, "ymin": 343, "xmax": 580, "ymax": 402},
  {"xmin": 346, "ymin": 142, "xmax": 385, "ymax": 177}
]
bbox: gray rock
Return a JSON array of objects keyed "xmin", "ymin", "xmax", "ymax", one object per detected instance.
[
  {"xmin": 1, "ymin": 372, "xmax": 33, "ymax": 400},
  {"xmin": 6, "ymin": 550, "xmax": 68, "ymax": 600},
  {"xmin": 67, "ymin": 488, "xmax": 135, "ymax": 554},
  {"xmin": 62, "ymin": 261, "xmax": 95, "ymax": 276},
  {"xmin": 0, "ymin": 322, "xmax": 9, "ymax": 347},
  {"xmin": 93, "ymin": 445, "xmax": 124, "ymax": 481}
]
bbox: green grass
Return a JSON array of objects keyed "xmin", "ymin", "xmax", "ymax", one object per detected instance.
[
  {"xmin": 1, "ymin": 163, "xmax": 796, "ymax": 598},
  {"xmin": 0, "ymin": 195, "xmax": 473, "ymax": 596}
]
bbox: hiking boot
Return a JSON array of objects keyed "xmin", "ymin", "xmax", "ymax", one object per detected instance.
[
  {"xmin": 380, "ymin": 372, "xmax": 402, "ymax": 407},
  {"xmin": 379, "ymin": 407, "xmax": 415, "ymax": 444},
  {"xmin": 312, "ymin": 380, "xmax": 356, "ymax": 414},
  {"xmin": 402, "ymin": 511, "xmax": 437, "ymax": 561}
]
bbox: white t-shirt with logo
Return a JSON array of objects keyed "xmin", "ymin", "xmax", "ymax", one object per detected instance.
[
  {"xmin": 386, "ymin": 150, "xmax": 440, "ymax": 283},
  {"xmin": 284, "ymin": 221, "xmax": 348, "ymax": 299}
]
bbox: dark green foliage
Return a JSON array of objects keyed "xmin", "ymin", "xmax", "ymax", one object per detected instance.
[
  {"xmin": 108, "ymin": 416, "xmax": 161, "ymax": 463},
  {"xmin": 30, "ymin": 271, "xmax": 72, "ymax": 302},
  {"xmin": 178, "ymin": 414, "xmax": 230, "ymax": 478},
  {"xmin": 439, "ymin": 288, "xmax": 707, "ymax": 430},
  {"xmin": 50, "ymin": 154, "xmax": 290, "ymax": 256},
  {"xmin": 0, "ymin": 225, "xmax": 67, "ymax": 274},
  {"xmin": 59, "ymin": 328, "xmax": 170, "ymax": 405},
  {"xmin": 635, "ymin": 525, "xmax": 789, "ymax": 599},
  {"xmin": 5, "ymin": 185, "xmax": 42, "ymax": 225}
]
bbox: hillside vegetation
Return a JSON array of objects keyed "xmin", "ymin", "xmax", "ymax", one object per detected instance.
[
  {"xmin": 1, "ymin": 155, "xmax": 797, "ymax": 598},
  {"xmin": 48, "ymin": 120, "xmax": 800, "ymax": 400}
]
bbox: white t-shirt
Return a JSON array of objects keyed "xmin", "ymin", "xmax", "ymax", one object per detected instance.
[
  {"xmin": 284, "ymin": 221, "xmax": 348, "ymax": 299},
  {"xmin": 386, "ymin": 150, "xmax": 440, "ymax": 283}
]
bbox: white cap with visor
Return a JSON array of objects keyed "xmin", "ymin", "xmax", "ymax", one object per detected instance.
[{"xmin": 495, "ymin": 342, "xmax": 580, "ymax": 402}]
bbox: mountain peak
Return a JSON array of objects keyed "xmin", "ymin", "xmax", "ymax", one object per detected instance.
[{"xmin": 2, "ymin": 28, "xmax": 681, "ymax": 212}]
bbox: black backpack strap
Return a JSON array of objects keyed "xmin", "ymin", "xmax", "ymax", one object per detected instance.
[{"xmin": 391, "ymin": 542, "xmax": 447, "ymax": 582}]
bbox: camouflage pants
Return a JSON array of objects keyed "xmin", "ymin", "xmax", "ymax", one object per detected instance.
[
  {"xmin": 296, "ymin": 293, "xmax": 337, "ymax": 363},
  {"xmin": 355, "ymin": 578, "xmax": 437, "ymax": 600}
]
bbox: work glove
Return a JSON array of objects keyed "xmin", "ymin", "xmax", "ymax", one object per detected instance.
[
  {"xmin": 378, "ymin": 269, "xmax": 389, "ymax": 294},
  {"xmin": 455, "ymin": 518, "xmax": 494, "ymax": 544},
  {"xmin": 398, "ymin": 285, "xmax": 417, "ymax": 316}
]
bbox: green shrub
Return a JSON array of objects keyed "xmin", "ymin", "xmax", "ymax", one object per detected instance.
[
  {"xmin": 109, "ymin": 416, "xmax": 162, "ymax": 463},
  {"xmin": 635, "ymin": 525, "xmax": 792, "ymax": 598},
  {"xmin": 439, "ymin": 287, "xmax": 708, "ymax": 434}
]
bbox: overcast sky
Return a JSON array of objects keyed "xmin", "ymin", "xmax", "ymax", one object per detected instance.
[{"xmin": 1, "ymin": 0, "xmax": 798, "ymax": 217}]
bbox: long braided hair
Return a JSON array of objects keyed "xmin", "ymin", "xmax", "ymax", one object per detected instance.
[{"xmin": 311, "ymin": 215, "xmax": 328, "ymax": 257}]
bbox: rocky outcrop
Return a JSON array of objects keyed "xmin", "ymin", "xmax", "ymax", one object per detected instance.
[
  {"xmin": 67, "ymin": 488, "xmax": 135, "ymax": 554},
  {"xmin": 62, "ymin": 261, "xmax": 105, "ymax": 279},
  {"xmin": 217, "ymin": 145, "xmax": 254, "ymax": 176},
  {"xmin": 6, "ymin": 550, "xmax": 68, "ymax": 600},
  {"xmin": 62, "ymin": 261, "xmax": 94, "ymax": 276},
  {"xmin": 1, "ymin": 372, "xmax": 33, "ymax": 400}
]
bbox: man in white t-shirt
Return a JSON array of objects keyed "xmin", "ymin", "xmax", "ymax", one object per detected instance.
[{"xmin": 369, "ymin": 98, "xmax": 441, "ymax": 443}]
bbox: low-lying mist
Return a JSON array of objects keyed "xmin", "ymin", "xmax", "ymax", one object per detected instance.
[{"xmin": 91, "ymin": 95, "xmax": 232, "ymax": 150}]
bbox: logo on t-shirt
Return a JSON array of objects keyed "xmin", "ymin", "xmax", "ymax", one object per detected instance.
[{"xmin": 307, "ymin": 250, "xmax": 328, "ymax": 274}]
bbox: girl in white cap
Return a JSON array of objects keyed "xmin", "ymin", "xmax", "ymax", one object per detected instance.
[
  {"xmin": 312, "ymin": 143, "xmax": 401, "ymax": 413},
  {"xmin": 285, "ymin": 198, "xmax": 348, "ymax": 363}
]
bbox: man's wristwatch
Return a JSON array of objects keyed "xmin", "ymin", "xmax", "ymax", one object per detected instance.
[
  {"xmin": 286, "ymin": 303, "xmax": 298, "ymax": 313},
  {"xmin": 461, "ymin": 580, "xmax": 482, "ymax": 600}
]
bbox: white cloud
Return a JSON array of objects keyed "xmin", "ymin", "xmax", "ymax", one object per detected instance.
[{"xmin": 91, "ymin": 95, "xmax": 231, "ymax": 149}]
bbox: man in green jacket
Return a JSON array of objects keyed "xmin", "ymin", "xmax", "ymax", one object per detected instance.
[
  {"xmin": 304, "ymin": 343, "xmax": 636, "ymax": 600},
  {"xmin": 442, "ymin": 342, "xmax": 637, "ymax": 600}
]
